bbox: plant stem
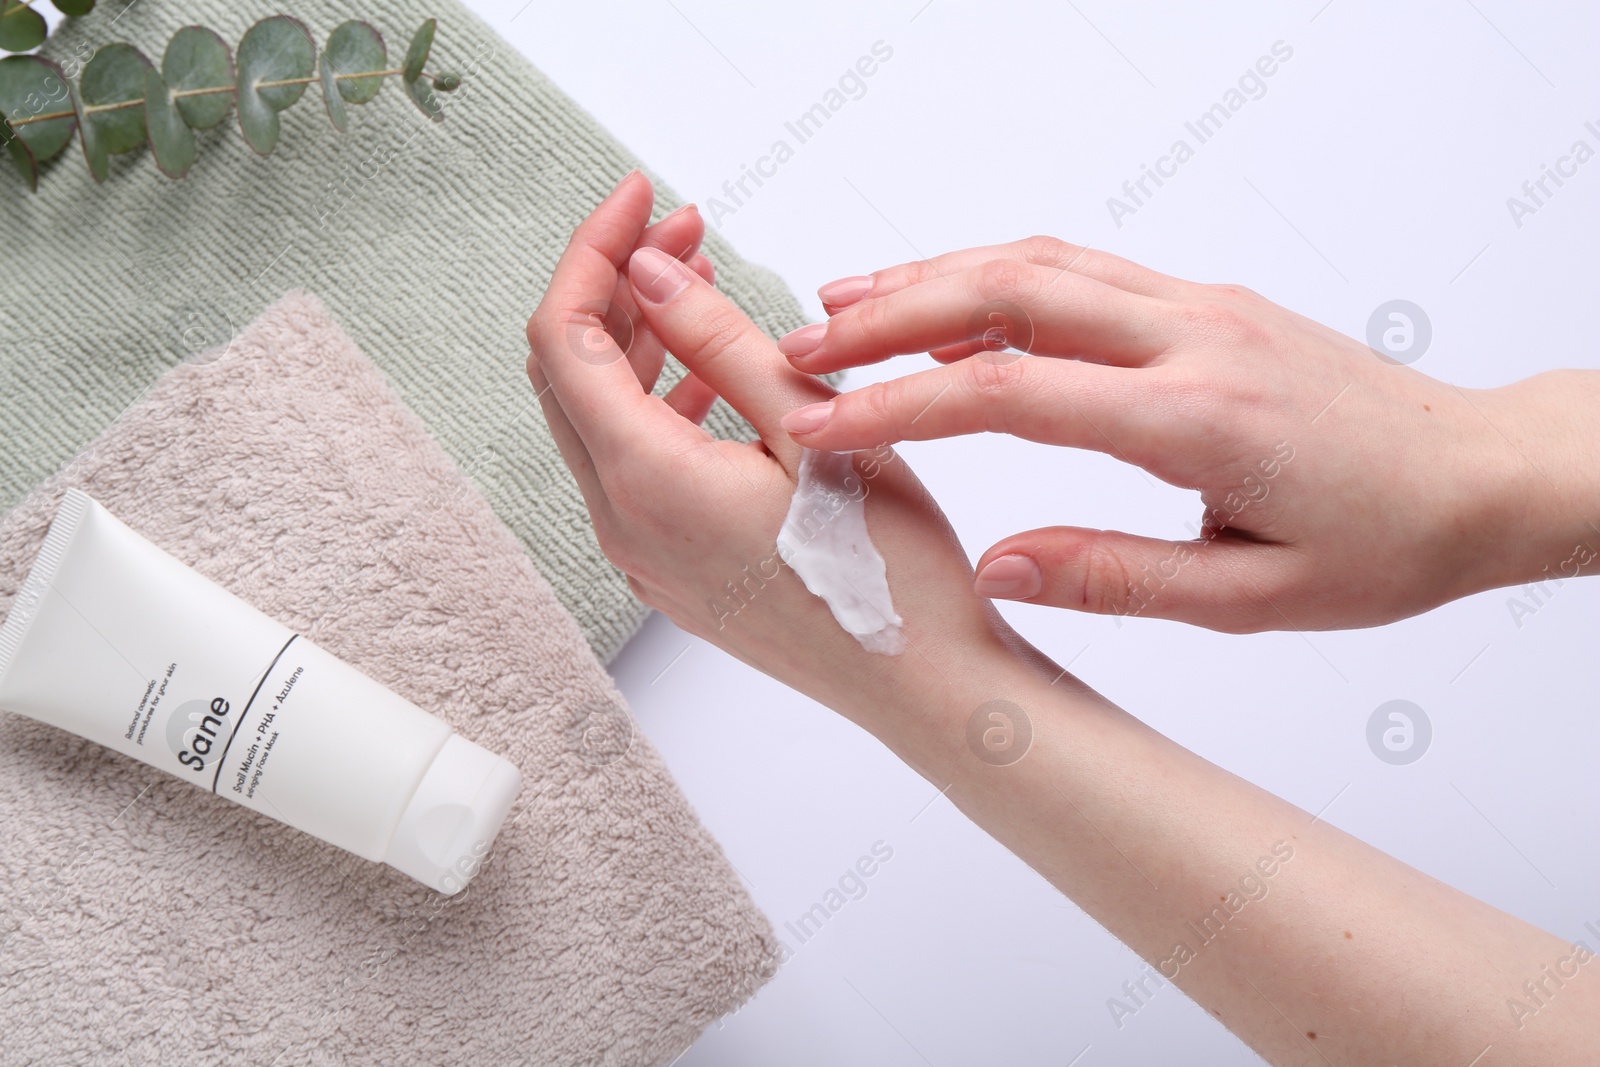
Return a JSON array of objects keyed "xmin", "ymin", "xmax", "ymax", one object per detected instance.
[
  {"xmin": 256, "ymin": 67, "xmax": 404, "ymax": 89},
  {"xmin": 11, "ymin": 107, "xmax": 73, "ymax": 125}
]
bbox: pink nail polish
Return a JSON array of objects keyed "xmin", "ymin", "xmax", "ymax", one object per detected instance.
[
  {"xmin": 973, "ymin": 555, "xmax": 1042, "ymax": 599},
  {"xmin": 817, "ymin": 275, "xmax": 872, "ymax": 309},
  {"xmin": 630, "ymin": 246, "xmax": 692, "ymax": 303},
  {"xmin": 777, "ymin": 323, "xmax": 826, "ymax": 358},
  {"xmin": 781, "ymin": 401, "xmax": 834, "ymax": 435}
]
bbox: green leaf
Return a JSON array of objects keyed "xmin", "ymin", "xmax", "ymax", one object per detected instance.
[
  {"xmin": 326, "ymin": 20, "xmax": 385, "ymax": 104},
  {"xmin": 75, "ymin": 43, "xmax": 150, "ymax": 181},
  {"xmin": 0, "ymin": 55, "xmax": 75, "ymax": 164},
  {"xmin": 0, "ymin": 1, "xmax": 47, "ymax": 54},
  {"xmin": 402, "ymin": 19, "xmax": 434, "ymax": 84},
  {"xmin": 431, "ymin": 71, "xmax": 460, "ymax": 91},
  {"xmin": 235, "ymin": 15, "xmax": 314, "ymax": 155},
  {"xmin": 2, "ymin": 113, "xmax": 37, "ymax": 190},
  {"xmin": 143, "ymin": 66, "xmax": 194, "ymax": 178},
  {"xmin": 319, "ymin": 50, "xmax": 345, "ymax": 132},
  {"xmin": 403, "ymin": 72, "xmax": 442, "ymax": 123},
  {"xmin": 49, "ymin": 0, "xmax": 95, "ymax": 16},
  {"xmin": 163, "ymin": 26, "xmax": 233, "ymax": 129}
]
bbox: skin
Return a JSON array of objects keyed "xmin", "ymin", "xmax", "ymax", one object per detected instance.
[
  {"xmin": 777, "ymin": 237, "xmax": 1600, "ymax": 630},
  {"xmin": 525, "ymin": 172, "xmax": 1600, "ymax": 1065}
]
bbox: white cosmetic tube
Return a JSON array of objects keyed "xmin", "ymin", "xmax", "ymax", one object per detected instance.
[{"xmin": 0, "ymin": 489, "xmax": 522, "ymax": 895}]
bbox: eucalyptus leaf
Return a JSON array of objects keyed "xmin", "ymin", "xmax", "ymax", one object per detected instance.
[
  {"xmin": 163, "ymin": 26, "xmax": 233, "ymax": 129},
  {"xmin": 0, "ymin": 55, "xmax": 75, "ymax": 165},
  {"xmin": 50, "ymin": 0, "xmax": 94, "ymax": 16},
  {"xmin": 0, "ymin": 0, "xmax": 47, "ymax": 54},
  {"xmin": 143, "ymin": 66, "xmax": 194, "ymax": 178},
  {"xmin": 431, "ymin": 71, "xmax": 460, "ymax": 91},
  {"xmin": 235, "ymin": 15, "xmax": 313, "ymax": 154},
  {"xmin": 403, "ymin": 73, "xmax": 441, "ymax": 122},
  {"xmin": 326, "ymin": 20, "xmax": 385, "ymax": 104},
  {"xmin": 401, "ymin": 19, "xmax": 433, "ymax": 84},
  {"xmin": 75, "ymin": 43, "xmax": 151, "ymax": 181},
  {"xmin": 319, "ymin": 50, "xmax": 345, "ymax": 132},
  {"xmin": 2, "ymin": 113, "xmax": 36, "ymax": 190}
]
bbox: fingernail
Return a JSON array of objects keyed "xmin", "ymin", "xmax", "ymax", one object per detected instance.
[
  {"xmin": 661, "ymin": 202, "xmax": 697, "ymax": 221},
  {"xmin": 777, "ymin": 323, "xmax": 826, "ymax": 358},
  {"xmin": 611, "ymin": 168, "xmax": 642, "ymax": 194},
  {"xmin": 781, "ymin": 401, "xmax": 834, "ymax": 435},
  {"xmin": 818, "ymin": 275, "xmax": 872, "ymax": 309},
  {"xmin": 973, "ymin": 555, "xmax": 1042, "ymax": 599},
  {"xmin": 630, "ymin": 246, "xmax": 693, "ymax": 303}
]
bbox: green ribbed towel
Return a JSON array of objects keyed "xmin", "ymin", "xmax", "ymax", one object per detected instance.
[{"xmin": 0, "ymin": 0, "xmax": 806, "ymax": 664}]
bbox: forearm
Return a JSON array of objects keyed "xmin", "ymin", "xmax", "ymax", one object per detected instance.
[{"xmin": 849, "ymin": 634, "xmax": 1600, "ymax": 1065}]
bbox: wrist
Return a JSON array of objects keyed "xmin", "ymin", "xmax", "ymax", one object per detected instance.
[
  {"xmin": 832, "ymin": 620, "xmax": 1082, "ymax": 787},
  {"xmin": 1476, "ymin": 370, "xmax": 1600, "ymax": 592}
]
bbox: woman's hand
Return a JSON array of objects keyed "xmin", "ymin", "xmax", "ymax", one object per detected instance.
[
  {"xmin": 776, "ymin": 238, "xmax": 1600, "ymax": 632},
  {"xmin": 523, "ymin": 173, "xmax": 1034, "ymax": 759}
]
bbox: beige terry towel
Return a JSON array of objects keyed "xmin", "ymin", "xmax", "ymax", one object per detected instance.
[{"xmin": 0, "ymin": 292, "xmax": 776, "ymax": 1066}]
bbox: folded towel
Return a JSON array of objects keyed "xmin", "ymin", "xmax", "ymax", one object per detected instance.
[
  {"xmin": 0, "ymin": 291, "xmax": 777, "ymax": 1066},
  {"xmin": 0, "ymin": 0, "xmax": 809, "ymax": 664}
]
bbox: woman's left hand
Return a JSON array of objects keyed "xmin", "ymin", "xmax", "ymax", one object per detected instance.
[{"xmin": 524, "ymin": 172, "xmax": 1027, "ymax": 750}]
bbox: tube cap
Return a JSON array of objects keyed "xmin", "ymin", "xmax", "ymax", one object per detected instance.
[{"xmin": 383, "ymin": 733, "xmax": 522, "ymax": 895}]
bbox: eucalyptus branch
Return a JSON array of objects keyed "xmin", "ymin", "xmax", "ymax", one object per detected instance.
[
  {"xmin": 10, "ymin": 69, "xmax": 447, "ymax": 126},
  {"xmin": 0, "ymin": 16, "xmax": 461, "ymax": 190}
]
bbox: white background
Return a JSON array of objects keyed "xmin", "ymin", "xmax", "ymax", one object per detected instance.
[{"xmin": 470, "ymin": 2, "xmax": 1599, "ymax": 1063}]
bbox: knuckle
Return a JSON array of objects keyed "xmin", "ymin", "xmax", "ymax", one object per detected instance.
[
  {"xmin": 832, "ymin": 294, "xmax": 896, "ymax": 348},
  {"xmin": 680, "ymin": 304, "xmax": 749, "ymax": 366},
  {"xmin": 856, "ymin": 379, "xmax": 898, "ymax": 429},
  {"xmin": 1018, "ymin": 234, "xmax": 1071, "ymax": 268},
  {"xmin": 1211, "ymin": 281, "xmax": 1261, "ymax": 303},
  {"xmin": 1174, "ymin": 298, "xmax": 1264, "ymax": 346},
  {"xmin": 902, "ymin": 259, "xmax": 938, "ymax": 287},
  {"xmin": 964, "ymin": 352, "xmax": 1028, "ymax": 400},
  {"xmin": 975, "ymin": 257, "xmax": 1038, "ymax": 305},
  {"xmin": 1079, "ymin": 536, "xmax": 1136, "ymax": 616}
]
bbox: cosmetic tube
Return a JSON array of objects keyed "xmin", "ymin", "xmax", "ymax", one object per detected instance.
[{"xmin": 0, "ymin": 489, "xmax": 521, "ymax": 895}]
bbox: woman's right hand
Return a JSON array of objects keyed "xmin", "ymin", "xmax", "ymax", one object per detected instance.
[{"xmin": 777, "ymin": 237, "xmax": 1600, "ymax": 632}]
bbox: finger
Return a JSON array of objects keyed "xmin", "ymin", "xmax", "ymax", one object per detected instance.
[
  {"xmin": 528, "ymin": 170, "xmax": 701, "ymax": 466},
  {"xmin": 607, "ymin": 204, "xmax": 709, "ymax": 393},
  {"xmin": 663, "ymin": 371, "xmax": 718, "ymax": 425},
  {"xmin": 779, "ymin": 355, "xmax": 1175, "ymax": 467},
  {"xmin": 973, "ymin": 526, "xmax": 1300, "ymax": 633},
  {"xmin": 784, "ymin": 261, "xmax": 1176, "ymax": 375},
  {"xmin": 817, "ymin": 236, "xmax": 1193, "ymax": 312},
  {"xmin": 628, "ymin": 245, "xmax": 832, "ymax": 472}
]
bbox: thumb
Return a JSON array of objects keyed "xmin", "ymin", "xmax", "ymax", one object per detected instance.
[{"xmin": 973, "ymin": 526, "xmax": 1296, "ymax": 633}]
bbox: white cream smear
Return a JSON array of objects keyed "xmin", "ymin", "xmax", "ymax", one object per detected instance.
[{"xmin": 776, "ymin": 448, "xmax": 906, "ymax": 655}]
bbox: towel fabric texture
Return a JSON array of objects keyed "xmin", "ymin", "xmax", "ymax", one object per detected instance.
[
  {"xmin": 0, "ymin": 0, "xmax": 809, "ymax": 664},
  {"xmin": 0, "ymin": 292, "xmax": 777, "ymax": 1066}
]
